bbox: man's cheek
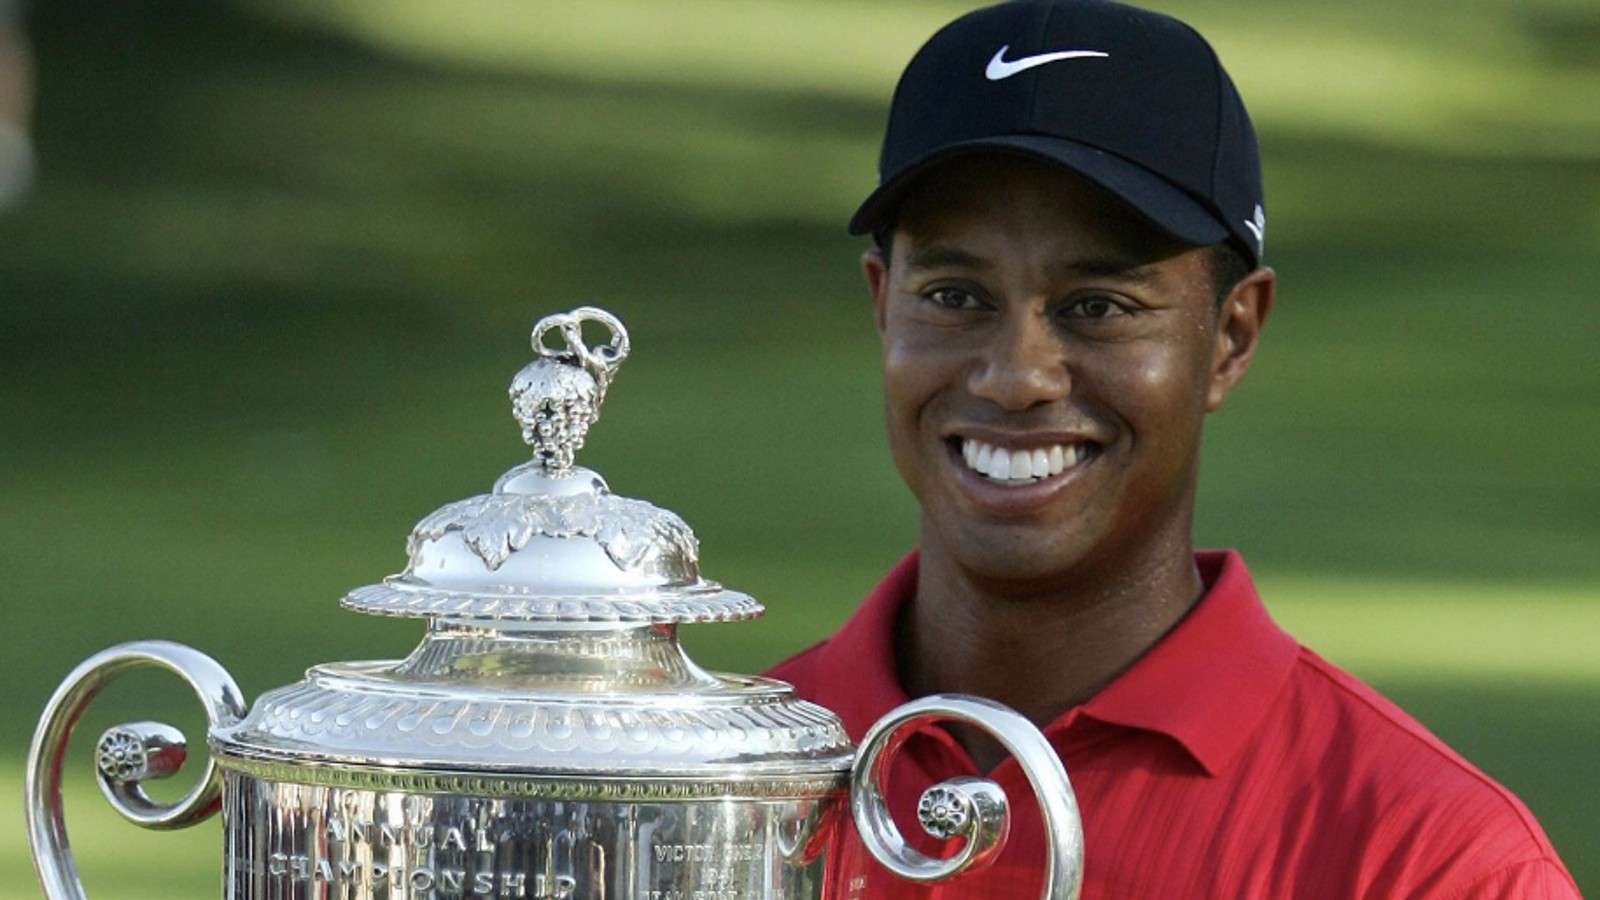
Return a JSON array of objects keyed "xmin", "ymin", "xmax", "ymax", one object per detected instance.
[
  {"xmin": 1105, "ymin": 350, "xmax": 1195, "ymax": 416},
  {"xmin": 881, "ymin": 344, "xmax": 944, "ymax": 410},
  {"xmin": 885, "ymin": 325, "xmax": 971, "ymax": 374}
]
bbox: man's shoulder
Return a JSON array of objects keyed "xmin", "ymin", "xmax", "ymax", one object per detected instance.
[
  {"xmin": 1262, "ymin": 646, "xmax": 1574, "ymax": 890},
  {"xmin": 1283, "ymin": 646, "xmax": 1530, "ymax": 809}
]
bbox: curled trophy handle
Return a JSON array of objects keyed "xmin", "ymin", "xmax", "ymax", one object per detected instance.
[
  {"xmin": 850, "ymin": 694, "xmax": 1084, "ymax": 900},
  {"xmin": 25, "ymin": 640, "xmax": 247, "ymax": 900}
]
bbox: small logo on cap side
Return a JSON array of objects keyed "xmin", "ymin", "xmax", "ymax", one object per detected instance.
[
  {"xmin": 984, "ymin": 45, "xmax": 1109, "ymax": 81},
  {"xmin": 1243, "ymin": 204, "xmax": 1266, "ymax": 250}
]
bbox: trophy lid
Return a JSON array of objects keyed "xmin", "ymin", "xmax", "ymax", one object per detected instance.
[
  {"xmin": 210, "ymin": 308, "xmax": 852, "ymax": 788},
  {"xmin": 342, "ymin": 307, "xmax": 762, "ymax": 625}
]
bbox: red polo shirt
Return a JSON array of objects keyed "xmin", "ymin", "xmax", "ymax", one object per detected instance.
[{"xmin": 767, "ymin": 550, "xmax": 1577, "ymax": 898}]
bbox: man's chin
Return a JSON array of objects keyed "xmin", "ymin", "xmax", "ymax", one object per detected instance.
[{"xmin": 935, "ymin": 529, "xmax": 1097, "ymax": 595}]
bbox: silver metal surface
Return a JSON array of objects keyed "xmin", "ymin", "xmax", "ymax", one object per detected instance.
[
  {"xmin": 26, "ymin": 640, "xmax": 247, "ymax": 900},
  {"xmin": 343, "ymin": 308, "xmax": 761, "ymax": 625},
  {"xmin": 514, "ymin": 306, "xmax": 629, "ymax": 474},
  {"xmin": 25, "ymin": 307, "xmax": 1086, "ymax": 900},
  {"xmin": 96, "ymin": 720, "xmax": 186, "ymax": 784},
  {"xmin": 211, "ymin": 624, "xmax": 856, "ymax": 780},
  {"xmin": 221, "ymin": 771, "xmax": 840, "ymax": 899},
  {"xmin": 851, "ymin": 694, "xmax": 1085, "ymax": 900}
]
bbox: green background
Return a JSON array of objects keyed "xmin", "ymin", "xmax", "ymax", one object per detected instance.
[{"xmin": 2, "ymin": 0, "xmax": 1596, "ymax": 895}]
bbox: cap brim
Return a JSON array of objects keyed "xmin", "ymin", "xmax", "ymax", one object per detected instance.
[{"xmin": 848, "ymin": 134, "xmax": 1230, "ymax": 249}]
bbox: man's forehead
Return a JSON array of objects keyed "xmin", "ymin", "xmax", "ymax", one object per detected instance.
[{"xmin": 890, "ymin": 154, "xmax": 1186, "ymax": 266}]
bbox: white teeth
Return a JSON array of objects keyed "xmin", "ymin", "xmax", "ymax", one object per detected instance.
[
  {"xmin": 958, "ymin": 438, "xmax": 1092, "ymax": 483},
  {"xmin": 1009, "ymin": 449, "xmax": 1031, "ymax": 479},
  {"xmin": 990, "ymin": 448, "xmax": 1011, "ymax": 479}
]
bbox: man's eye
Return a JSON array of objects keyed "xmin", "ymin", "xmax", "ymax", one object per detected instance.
[
  {"xmin": 923, "ymin": 287, "xmax": 984, "ymax": 310},
  {"xmin": 1063, "ymin": 295, "xmax": 1129, "ymax": 319}
]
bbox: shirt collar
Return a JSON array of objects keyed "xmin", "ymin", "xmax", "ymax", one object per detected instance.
[
  {"xmin": 1076, "ymin": 550, "xmax": 1300, "ymax": 775},
  {"xmin": 812, "ymin": 549, "xmax": 1300, "ymax": 777}
]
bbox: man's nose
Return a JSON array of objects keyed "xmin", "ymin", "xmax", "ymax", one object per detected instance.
[{"xmin": 967, "ymin": 307, "xmax": 1071, "ymax": 410}]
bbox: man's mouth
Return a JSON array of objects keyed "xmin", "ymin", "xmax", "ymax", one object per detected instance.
[{"xmin": 951, "ymin": 437, "xmax": 1100, "ymax": 484}]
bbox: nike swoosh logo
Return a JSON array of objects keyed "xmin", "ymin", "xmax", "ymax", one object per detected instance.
[
  {"xmin": 985, "ymin": 45, "xmax": 1109, "ymax": 81},
  {"xmin": 1243, "ymin": 204, "xmax": 1266, "ymax": 248}
]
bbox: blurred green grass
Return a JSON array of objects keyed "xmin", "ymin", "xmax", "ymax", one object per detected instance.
[{"xmin": 2, "ymin": 0, "xmax": 1596, "ymax": 895}]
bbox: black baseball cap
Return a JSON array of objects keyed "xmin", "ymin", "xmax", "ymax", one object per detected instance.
[{"xmin": 850, "ymin": 0, "xmax": 1266, "ymax": 265}]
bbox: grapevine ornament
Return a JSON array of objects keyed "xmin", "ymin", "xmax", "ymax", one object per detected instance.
[{"xmin": 511, "ymin": 307, "xmax": 629, "ymax": 474}]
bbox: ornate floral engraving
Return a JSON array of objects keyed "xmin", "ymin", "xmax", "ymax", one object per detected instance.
[
  {"xmin": 917, "ymin": 785, "xmax": 973, "ymax": 839},
  {"xmin": 95, "ymin": 728, "xmax": 148, "ymax": 783},
  {"xmin": 405, "ymin": 491, "xmax": 698, "ymax": 575}
]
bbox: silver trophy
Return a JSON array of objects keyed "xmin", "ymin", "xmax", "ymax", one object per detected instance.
[{"xmin": 26, "ymin": 308, "xmax": 1084, "ymax": 899}]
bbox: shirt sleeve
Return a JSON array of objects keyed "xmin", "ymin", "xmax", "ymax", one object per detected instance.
[{"xmin": 1435, "ymin": 858, "xmax": 1582, "ymax": 900}]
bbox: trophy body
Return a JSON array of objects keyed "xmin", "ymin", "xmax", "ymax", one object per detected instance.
[
  {"xmin": 28, "ymin": 309, "xmax": 1083, "ymax": 900},
  {"xmin": 222, "ymin": 775, "xmax": 836, "ymax": 899},
  {"xmin": 208, "ymin": 623, "xmax": 854, "ymax": 900}
]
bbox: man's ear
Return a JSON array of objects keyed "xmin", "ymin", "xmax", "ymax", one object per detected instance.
[
  {"xmin": 862, "ymin": 246, "xmax": 889, "ymax": 334},
  {"xmin": 1207, "ymin": 266, "xmax": 1275, "ymax": 412}
]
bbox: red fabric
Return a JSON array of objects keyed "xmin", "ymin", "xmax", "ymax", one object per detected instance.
[{"xmin": 767, "ymin": 550, "xmax": 1578, "ymax": 899}]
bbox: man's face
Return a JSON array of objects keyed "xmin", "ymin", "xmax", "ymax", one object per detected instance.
[{"xmin": 865, "ymin": 155, "xmax": 1265, "ymax": 590}]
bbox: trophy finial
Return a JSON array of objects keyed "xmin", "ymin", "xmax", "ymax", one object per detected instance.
[{"xmin": 510, "ymin": 307, "xmax": 630, "ymax": 474}]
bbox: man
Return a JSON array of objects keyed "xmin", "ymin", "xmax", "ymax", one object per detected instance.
[{"xmin": 766, "ymin": 1, "xmax": 1578, "ymax": 896}]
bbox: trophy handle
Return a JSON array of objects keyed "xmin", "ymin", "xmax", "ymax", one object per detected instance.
[
  {"xmin": 850, "ymin": 694, "xmax": 1084, "ymax": 900},
  {"xmin": 25, "ymin": 640, "xmax": 247, "ymax": 900}
]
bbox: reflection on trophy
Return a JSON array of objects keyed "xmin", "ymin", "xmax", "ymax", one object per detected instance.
[{"xmin": 27, "ymin": 308, "xmax": 1084, "ymax": 899}]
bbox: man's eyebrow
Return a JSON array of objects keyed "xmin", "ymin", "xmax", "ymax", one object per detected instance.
[
  {"xmin": 904, "ymin": 247, "xmax": 1162, "ymax": 283},
  {"xmin": 904, "ymin": 246, "xmax": 992, "ymax": 271},
  {"xmin": 1059, "ymin": 256, "xmax": 1160, "ymax": 283}
]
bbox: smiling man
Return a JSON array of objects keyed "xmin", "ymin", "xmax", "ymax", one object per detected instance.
[{"xmin": 766, "ymin": 1, "xmax": 1577, "ymax": 897}]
